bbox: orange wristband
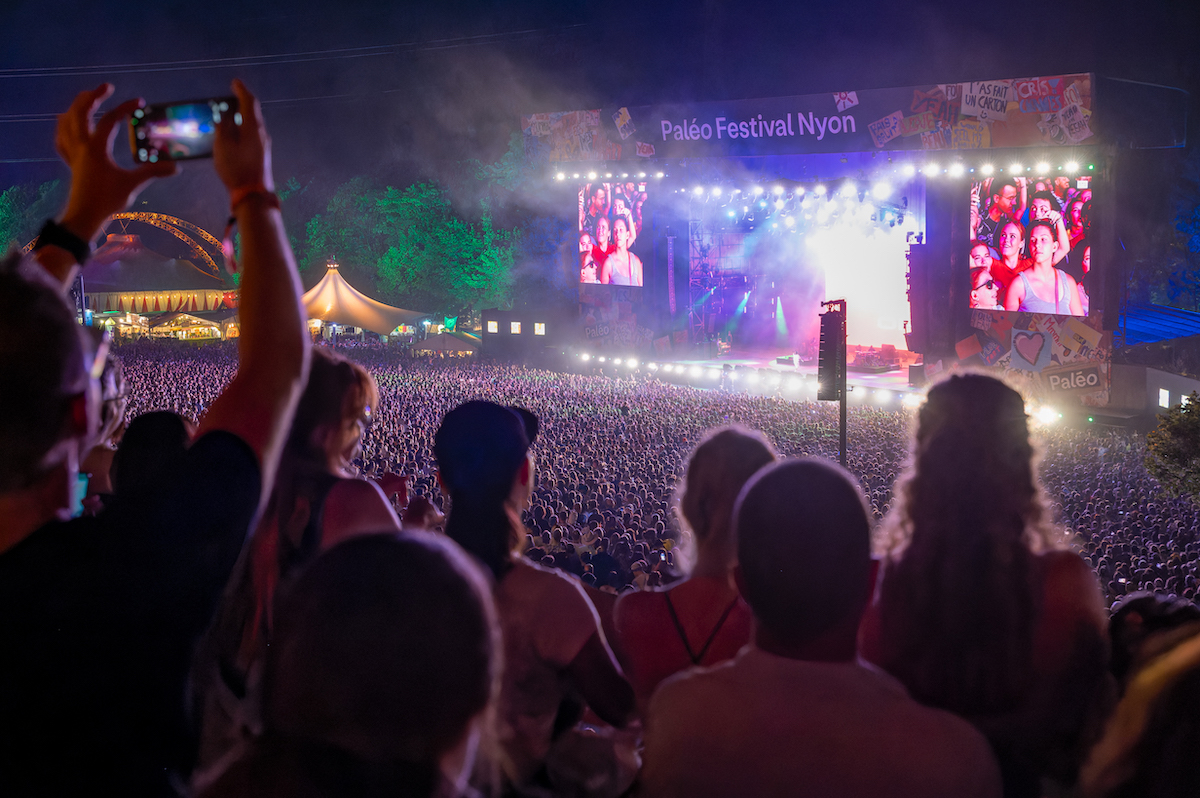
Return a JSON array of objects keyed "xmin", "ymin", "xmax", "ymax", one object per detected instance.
[{"xmin": 229, "ymin": 184, "xmax": 279, "ymax": 212}]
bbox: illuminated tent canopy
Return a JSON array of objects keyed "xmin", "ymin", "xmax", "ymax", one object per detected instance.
[{"xmin": 302, "ymin": 263, "xmax": 430, "ymax": 335}]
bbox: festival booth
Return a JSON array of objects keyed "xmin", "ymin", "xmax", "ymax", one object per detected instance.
[
  {"xmin": 302, "ymin": 262, "xmax": 430, "ymax": 337},
  {"xmin": 149, "ymin": 309, "xmax": 240, "ymax": 341},
  {"xmin": 413, "ymin": 331, "xmax": 480, "ymax": 357},
  {"xmin": 523, "ymin": 74, "xmax": 1186, "ymax": 411}
]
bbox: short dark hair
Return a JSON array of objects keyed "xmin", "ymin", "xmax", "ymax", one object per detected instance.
[
  {"xmin": 734, "ymin": 458, "xmax": 872, "ymax": 644},
  {"xmin": 1030, "ymin": 190, "xmax": 1057, "ymax": 206},
  {"xmin": 0, "ymin": 257, "xmax": 87, "ymax": 492},
  {"xmin": 990, "ymin": 176, "xmax": 1018, "ymax": 199}
]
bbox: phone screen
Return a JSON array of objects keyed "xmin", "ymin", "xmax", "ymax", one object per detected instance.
[{"xmin": 130, "ymin": 97, "xmax": 237, "ymax": 162}]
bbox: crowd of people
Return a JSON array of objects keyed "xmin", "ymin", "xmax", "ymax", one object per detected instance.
[
  {"xmin": 6, "ymin": 81, "xmax": 1200, "ymax": 798},
  {"xmin": 578, "ymin": 182, "xmax": 647, "ymax": 286},
  {"xmin": 969, "ymin": 174, "xmax": 1092, "ymax": 316}
]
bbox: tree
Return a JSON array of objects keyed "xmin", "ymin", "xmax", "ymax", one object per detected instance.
[
  {"xmin": 374, "ymin": 184, "xmax": 514, "ymax": 314},
  {"xmin": 1145, "ymin": 391, "xmax": 1200, "ymax": 499},
  {"xmin": 0, "ymin": 181, "xmax": 66, "ymax": 250},
  {"xmin": 300, "ymin": 176, "xmax": 389, "ymax": 291}
]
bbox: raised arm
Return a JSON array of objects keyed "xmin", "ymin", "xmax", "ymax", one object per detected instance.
[
  {"xmin": 197, "ymin": 79, "xmax": 310, "ymax": 501},
  {"xmin": 1049, "ymin": 210, "xmax": 1071, "ymax": 266},
  {"xmin": 36, "ymin": 84, "xmax": 177, "ymax": 289}
]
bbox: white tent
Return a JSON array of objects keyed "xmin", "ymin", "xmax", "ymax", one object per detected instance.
[{"xmin": 302, "ymin": 263, "xmax": 429, "ymax": 335}]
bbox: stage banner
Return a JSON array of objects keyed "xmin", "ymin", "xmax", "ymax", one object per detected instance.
[
  {"xmin": 954, "ymin": 310, "xmax": 1112, "ymax": 406},
  {"xmin": 523, "ymin": 74, "xmax": 1093, "ymax": 163}
]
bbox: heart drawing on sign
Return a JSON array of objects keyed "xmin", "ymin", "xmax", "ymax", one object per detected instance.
[{"xmin": 1014, "ymin": 332, "xmax": 1045, "ymax": 365}]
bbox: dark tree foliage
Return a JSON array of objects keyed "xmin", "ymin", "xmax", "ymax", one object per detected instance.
[{"xmin": 1146, "ymin": 391, "xmax": 1200, "ymax": 499}]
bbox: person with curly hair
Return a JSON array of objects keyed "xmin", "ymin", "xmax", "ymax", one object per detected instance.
[{"xmin": 862, "ymin": 373, "xmax": 1111, "ymax": 798}]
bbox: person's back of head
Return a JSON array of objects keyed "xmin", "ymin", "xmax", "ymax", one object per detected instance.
[
  {"xmin": 213, "ymin": 532, "xmax": 498, "ymax": 798},
  {"xmin": 111, "ymin": 411, "xmax": 190, "ymax": 499},
  {"xmin": 287, "ymin": 348, "xmax": 378, "ymax": 469},
  {"xmin": 677, "ymin": 426, "xmax": 776, "ymax": 570},
  {"xmin": 434, "ymin": 400, "xmax": 537, "ymax": 580},
  {"xmin": 733, "ymin": 457, "xmax": 871, "ymax": 650},
  {"xmin": 0, "ymin": 263, "xmax": 94, "ymax": 540}
]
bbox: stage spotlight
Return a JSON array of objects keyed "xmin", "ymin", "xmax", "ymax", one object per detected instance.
[
  {"xmin": 712, "ymin": 186, "xmax": 722, "ymax": 195},
  {"xmin": 693, "ymin": 185, "xmax": 704, "ymax": 195},
  {"xmin": 901, "ymin": 392, "xmax": 922, "ymax": 409},
  {"xmin": 753, "ymin": 186, "xmax": 764, "ymax": 194},
  {"xmin": 1034, "ymin": 405, "xmax": 1061, "ymax": 426},
  {"xmin": 923, "ymin": 163, "xmax": 939, "ymax": 176},
  {"xmin": 689, "ymin": 366, "xmax": 702, "ymax": 378},
  {"xmin": 814, "ymin": 184, "xmax": 827, "ymax": 196},
  {"xmin": 605, "ymin": 173, "xmax": 612, "ymax": 178},
  {"xmin": 627, "ymin": 359, "xmax": 638, "ymax": 369},
  {"xmin": 743, "ymin": 206, "xmax": 749, "ymax": 213},
  {"xmin": 773, "ymin": 185, "xmax": 785, "ymax": 195},
  {"xmin": 727, "ymin": 210, "xmax": 736, "ymax": 217},
  {"xmin": 1066, "ymin": 161, "xmax": 1079, "ymax": 172},
  {"xmin": 871, "ymin": 182, "xmax": 892, "ymax": 200},
  {"xmin": 784, "ymin": 216, "xmax": 795, "ymax": 226},
  {"xmin": 840, "ymin": 182, "xmax": 856, "ymax": 196},
  {"xmin": 555, "ymin": 172, "xmax": 565, "ymax": 181},
  {"xmin": 981, "ymin": 164, "xmax": 994, "ymax": 175},
  {"xmin": 656, "ymin": 172, "xmax": 665, "ymax": 178},
  {"xmin": 901, "ymin": 164, "xmax": 916, "ymax": 176},
  {"xmin": 621, "ymin": 173, "xmax": 629, "ymax": 178},
  {"xmin": 948, "ymin": 163, "xmax": 965, "ymax": 177},
  {"xmin": 598, "ymin": 356, "xmax": 606, "ymax": 362},
  {"xmin": 771, "ymin": 223, "xmax": 778, "ymax": 229},
  {"xmin": 774, "ymin": 199, "xmax": 785, "ymax": 210},
  {"xmin": 573, "ymin": 173, "xmax": 580, "ymax": 179},
  {"xmin": 661, "ymin": 364, "xmax": 672, "ymax": 373},
  {"xmin": 1036, "ymin": 162, "xmax": 1050, "ymax": 173},
  {"xmin": 580, "ymin": 353, "xmax": 591, "ymax": 361},
  {"xmin": 795, "ymin": 186, "xmax": 806, "ymax": 196},
  {"xmin": 638, "ymin": 172, "xmax": 646, "ymax": 178},
  {"xmin": 588, "ymin": 172, "xmax": 597, "ymax": 180},
  {"xmin": 648, "ymin": 362, "xmax": 657, "ymax": 370},
  {"xmin": 611, "ymin": 358, "xmax": 622, "ymax": 366},
  {"xmin": 1009, "ymin": 163, "xmax": 1022, "ymax": 173}
]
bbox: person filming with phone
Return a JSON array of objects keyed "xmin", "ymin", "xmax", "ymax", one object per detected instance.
[{"xmin": 0, "ymin": 79, "xmax": 310, "ymax": 796}]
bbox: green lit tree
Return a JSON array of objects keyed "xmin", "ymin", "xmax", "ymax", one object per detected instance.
[
  {"xmin": 300, "ymin": 176, "xmax": 388, "ymax": 291},
  {"xmin": 374, "ymin": 184, "xmax": 514, "ymax": 314},
  {"xmin": 1146, "ymin": 391, "xmax": 1200, "ymax": 499},
  {"xmin": 0, "ymin": 181, "xmax": 66, "ymax": 251}
]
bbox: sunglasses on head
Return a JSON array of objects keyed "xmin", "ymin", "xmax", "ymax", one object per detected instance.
[{"xmin": 974, "ymin": 279, "xmax": 997, "ymax": 291}]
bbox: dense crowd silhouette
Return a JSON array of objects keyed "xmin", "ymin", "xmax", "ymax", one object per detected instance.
[{"xmin": 6, "ymin": 81, "xmax": 1200, "ymax": 798}]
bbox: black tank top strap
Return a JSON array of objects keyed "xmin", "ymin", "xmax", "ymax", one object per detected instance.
[{"xmin": 664, "ymin": 590, "xmax": 741, "ymax": 665}]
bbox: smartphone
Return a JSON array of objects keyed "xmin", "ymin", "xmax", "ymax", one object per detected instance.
[{"xmin": 129, "ymin": 97, "xmax": 238, "ymax": 162}]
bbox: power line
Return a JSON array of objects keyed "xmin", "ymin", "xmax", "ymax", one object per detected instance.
[{"xmin": 0, "ymin": 25, "xmax": 585, "ymax": 79}]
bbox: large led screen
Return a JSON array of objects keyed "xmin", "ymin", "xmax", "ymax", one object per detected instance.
[
  {"xmin": 578, "ymin": 181, "xmax": 648, "ymax": 287},
  {"xmin": 968, "ymin": 172, "xmax": 1092, "ymax": 316}
]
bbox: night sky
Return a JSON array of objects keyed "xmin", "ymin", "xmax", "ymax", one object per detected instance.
[{"xmin": 2, "ymin": 0, "xmax": 1197, "ymax": 240}]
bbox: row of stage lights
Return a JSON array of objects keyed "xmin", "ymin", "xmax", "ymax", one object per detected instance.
[
  {"xmin": 676, "ymin": 180, "xmax": 908, "ymax": 230},
  {"xmin": 576, "ymin": 353, "xmax": 924, "ymax": 408},
  {"xmin": 576, "ymin": 353, "xmax": 1068, "ymax": 424},
  {"xmin": 551, "ymin": 160, "xmax": 1095, "ymax": 184}
]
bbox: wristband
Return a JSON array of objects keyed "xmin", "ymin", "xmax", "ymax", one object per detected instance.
[
  {"xmin": 228, "ymin": 185, "xmax": 279, "ymax": 212},
  {"xmin": 33, "ymin": 219, "xmax": 91, "ymax": 265},
  {"xmin": 221, "ymin": 188, "xmax": 280, "ymax": 275}
]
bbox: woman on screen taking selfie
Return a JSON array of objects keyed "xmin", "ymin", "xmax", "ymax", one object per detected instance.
[
  {"xmin": 1004, "ymin": 219, "xmax": 1082, "ymax": 315},
  {"xmin": 599, "ymin": 215, "xmax": 643, "ymax": 287}
]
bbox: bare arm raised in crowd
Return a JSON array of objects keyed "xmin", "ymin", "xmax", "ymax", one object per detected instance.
[{"xmin": 195, "ymin": 79, "xmax": 310, "ymax": 500}]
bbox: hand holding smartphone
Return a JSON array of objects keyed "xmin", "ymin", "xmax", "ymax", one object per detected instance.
[{"xmin": 130, "ymin": 96, "xmax": 239, "ymax": 162}]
